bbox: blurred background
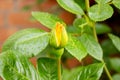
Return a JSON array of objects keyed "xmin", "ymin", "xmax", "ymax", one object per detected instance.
[{"xmin": 0, "ymin": 0, "xmax": 120, "ymax": 80}]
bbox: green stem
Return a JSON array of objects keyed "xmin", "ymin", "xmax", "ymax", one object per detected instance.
[
  {"xmin": 92, "ymin": 21, "xmax": 113, "ymax": 80},
  {"xmin": 92, "ymin": 19, "xmax": 113, "ymax": 80},
  {"xmin": 85, "ymin": 0, "xmax": 90, "ymax": 12},
  {"xmin": 92, "ymin": 23, "xmax": 98, "ymax": 42},
  {"xmin": 102, "ymin": 60, "xmax": 113, "ymax": 80},
  {"xmin": 85, "ymin": 0, "xmax": 112, "ymax": 79},
  {"xmin": 58, "ymin": 58, "xmax": 62, "ymax": 80}
]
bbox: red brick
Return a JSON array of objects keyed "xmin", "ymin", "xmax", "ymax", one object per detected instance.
[
  {"xmin": 8, "ymin": 12, "xmax": 39, "ymax": 27},
  {"xmin": 18, "ymin": 0, "xmax": 36, "ymax": 11},
  {"xmin": 65, "ymin": 58, "xmax": 80, "ymax": 69},
  {"xmin": 0, "ymin": 1, "xmax": 14, "ymax": 11},
  {"xmin": 0, "ymin": 27, "xmax": 18, "ymax": 43},
  {"xmin": 59, "ymin": 11, "xmax": 75, "ymax": 25},
  {"xmin": 0, "ymin": 0, "xmax": 13, "ymax": 2},
  {"xmin": 8, "ymin": 12, "xmax": 49, "ymax": 31},
  {"xmin": 30, "ymin": 57, "xmax": 37, "ymax": 68},
  {"xmin": 39, "ymin": 0, "xmax": 57, "ymax": 11},
  {"xmin": 0, "ymin": 14, "xmax": 4, "ymax": 27},
  {"xmin": 0, "ymin": 77, "xmax": 2, "ymax": 80}
]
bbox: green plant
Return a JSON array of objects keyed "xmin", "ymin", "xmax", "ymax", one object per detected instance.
[{"xmin": 0, "ymin": 0, "xmax": 120, "ymax": 80}]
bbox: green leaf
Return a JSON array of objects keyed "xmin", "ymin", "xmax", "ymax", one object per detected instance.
[
  {"xmin": 79, "ymin": 34, "xmax": 103, "ymax": 61},
  {"xmin": 57, "ymin": 0, "xmax": 84, "ymax": 15},
  {"xmin": 0, "ymin": 50, "xmax": 40, "ymax": 80},
  {"xmin": 73, "ymin": 18, "xmax": 86, "ymax": 28},
  {"xmin": 62, "ymin": 69, "xmax": 70, "ymax": 80},
  {"xmin": 74, "ymin": 0, "xmax": 85, "ymax": 10},
  {"xmin": 112, "ymin": 0, "xmax": 120, "ymax": 9},
  {"xmin": 63, "ymin": 63, "xmax": 104, "ymax": 80},
  {"xmin": 96, "ymin": 23, "xmax": 111, "ymax": 34},
  {"xmin": 110, "ymin": 58, "xmax": 120, "ymax": 72},
  {"xmin": 73, "ymin": 18, "xmax": 93, "ymax": 35},
  {"xmin": 108, "ymin": 34, "xmax": 120, "ymax": 51},
  {"xmin": 2, "ymin": 28, "xmax": 49, "ymax": 58},
  {"xmin": 95, "ymin": 0, "xmax": 111, "ymax": 4},
  {"xmin": 37, "ymin": 58, "xmax": 58, "ymax": 80},
  {"xmin": 112, "ymin": 74, "xmax": 120, "ymax": 80},
  {"xmin": 3, "ymin": 28, "xmax": 43, "ymax": 51},
  {"xmin": 32, "ymin": 12, "xmax": 65, "ymax": 29},
  {"xmin": 88, "ymin": 4, "xmax": 113, "ymax": 21},
  {"xmin": 66, "ymin": 25, "xmax": 81, "ymax": 34},
  {"xmin": 101, "ymin": 39, "xmax": 119, "ymax": 56},
  {"xmin": 65, "ymin": 35, "xmax": 87, "ymax": 61}
]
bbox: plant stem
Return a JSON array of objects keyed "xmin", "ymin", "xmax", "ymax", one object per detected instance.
[
  {"xmin": 92, "ymin": 21, "xmax": 113, "ymax": 80},
  {"xmin": 57, "ymin": 58, "xmax": 62, "ymax": 80},
  {"xmin": 92, "ymin": 23, "xmax": 98, "ymax": 42},
  {"xmin": 85, "ymin": 0, "xmax": 90, "ymax": 12},
  {"xmin": 85, "ymin": 0, "xmax": 113, "ymax": 79},
  {"xmin": 102, "ymin": 60, "xmax": 113, "ymax": 80},
  {"xmin": 92, "ymin": 19, "xmax": 113, "ymax": 80}
]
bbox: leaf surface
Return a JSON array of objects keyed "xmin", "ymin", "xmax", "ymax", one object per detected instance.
[
  {"xmin": 95, "ymin": 0, "xmax": 111, "ymax": 4},
  {"xmin": 88, "ymin": 4, "xmax": 113, "ymax": 21},
  {"xmin": 2, "ymin": 28, "xmax": 49, "ymax": 57},
  {"xmin": 79, "ymin": 34, "xmax": 103, "ymax": 61},
  {"xmin": 0, "ymin": 50, "xmax": 40, "ymax": 80},
  {"xmin": 101, "ymin": 39, "xmax": 119, "ymax": 56},
  {"xmin": 37, "ymin": 58, "xmax": 58, "ymax": 80},
  {"xmin": 96, "ymin": 23, "xmax": 111, "ymax": 34},
  {"xmin": 57, "ymin": 0, "xmax": 84, "ymax": 15},
  {"xmin": 110, "ymin": 58, "xmax": 120, "ymax": 72},
  {"xmin": 112, "ymin": 0, "xmax": 120, "ymax": 9},
  {"xmin": 63, "ymin": 63, "xmax": 104, "ymax": 80},
  {"xmin": 108, "ymin": 34, "xmax": 120, "ymax": 51},
  {"xmin": 32, "ymin": 12, "xmax": 65, "ymax": 29},
  {"xmin": 65, "ymin": 35, "xmax": 87, "ymax": 61},
  {"xmin": 73, "ymin": 18, "xmax": 93, "ymax": 35},
  {"xmin": 112, "ymin": 74, "xmax": 120, "ymax": 80}
]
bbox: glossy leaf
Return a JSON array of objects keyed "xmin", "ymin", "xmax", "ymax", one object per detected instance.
[
  {"xmin": 0, "ymin": 50, "xmax": 40, "ymax": 80},
  {"xmin": 57, "ymin": 0, "xmax": 84, "ymax": 15},
  {"xmin": 79, "ymin": 34, "xmax": 103, "ymax": 61},
  {"xmin": 32, "ymin": 12, "xmax": 65, "ymax": 29},
  {"xmin": 110, "ymin": 58, "xmax": 120, "ymax": 72},
  {"xmin": 37, "ymin": 58, "xmax": 58, "ymax": 80},
  {"xmin": 112, "ymin": 0, "xmax": 120, "ymax": 9},
  {"xmin": 112, "ymin": 74, "xmax": 120, "ymax": 80},
  {"xmin": 2, "ymin": 28, "xmax": 49, "ymax": 57},
  {"xmin": 65, "ymin": 35, "xmax": 87, "ymax": 61},
  {"xmin": 95, "ymin": 0, "xmax": 111, "ymax": 4},
  {"xmin": 96, "ymin": 23, "xmax": 111, "ymax": 34},
  {"xmin": 63, "ymin": 63, "xmax": 104, "ymax": 80},
  {"xmin": 108, "ymin": 34, "xmax": 120, "ymax": 51},
  {"xmin": 88, "ymin": 4, "xmax": 113, "ymax": 21}
]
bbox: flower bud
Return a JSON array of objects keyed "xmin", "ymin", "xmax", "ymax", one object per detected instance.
[{"xmin": 50, "ymin": 22, "xmax": 68, "ymax": 48}]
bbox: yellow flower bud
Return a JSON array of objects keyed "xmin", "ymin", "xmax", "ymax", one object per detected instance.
[{"xmin": 50, "ymin": 22, "xmax": 68, "ymax": 48}]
